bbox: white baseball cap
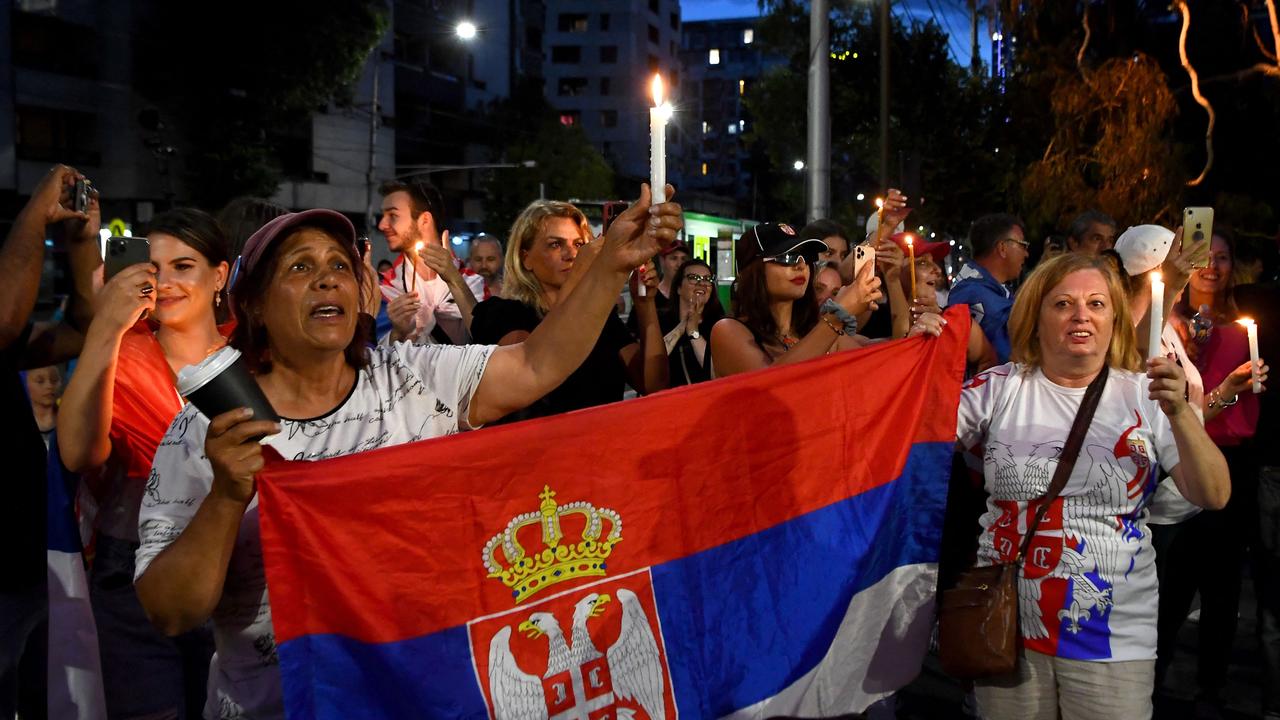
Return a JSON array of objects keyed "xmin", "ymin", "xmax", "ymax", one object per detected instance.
[{"xmin": 1113, "ymin": 224, "xmax": 1175, "ymax": 276}]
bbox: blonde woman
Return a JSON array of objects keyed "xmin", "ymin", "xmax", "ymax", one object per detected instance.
[
  {"xmin": 954, "ymin": 253, "xmax": 1228, "ymax": 719},
  {"xmin": 469, "ymin": 199, "xmax": 668, "ymax": 419}
]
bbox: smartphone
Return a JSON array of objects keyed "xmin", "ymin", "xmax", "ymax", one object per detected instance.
[
  {"xmin": 74, "ymin": 179, "xmax": 90, "ymax": 214},
  {"xmin": 853, "ymin": 243, "xmax": 872, "ymax": 280},
  {"xmin": 1182, "ymin": 207, "xmax": 1214, "ymax": 269},
  {"xmin": 104, "ymin": 236, "xmax": 152, "ymax": 281}
]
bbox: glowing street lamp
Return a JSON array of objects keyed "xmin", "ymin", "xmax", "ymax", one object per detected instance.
[{"xmin": 456, "ymin": 21, "xmax": 477, "ymax": 40}]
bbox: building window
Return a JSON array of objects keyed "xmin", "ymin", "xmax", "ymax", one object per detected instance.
[
  {"xmin": 727, "ymin": 123, "xmax": 738, "ymax": 135},
  {"xmin": 600, "ymin": 77, "xmax": 611, "ymax": 95},
  {"xmin": 670, "ymin": 12, "xmax": 680, "ymax": 30},
  {"xmin": 557, "ymin": 13, "xmax": 589, "ymax": 32},
  {"xmin": 649, "ymin": 0, "xmax": 659, "ymax": 13},
  {"xmin": 601, "ymin": 110, "xmax": 618, "ymax": 128},
  {"xmin": 739, "ymin": 79, "xmax": 746, "ymax": 95},
  {"xmin": 739, "ymin": 119, "xmax": 746, "ymax": 132},
  {"xmin": 600, "ymin": 13, "xmax": 611, "ymax": 31},
  {"xmin": 557, "ymin": 77, "xmax": 589, "ymax": 96},
  {"xmin": 559, "ymin": 112, "xmax": 580, "ymax": 126},
  {"xmin": 708, "ymin": 49, "xmax": 720, "ymax": 65},
  {"xmin": 743, "ymin": 28, "xmax": 754, "ymax": 44},
  {"xmin": 701, "ymin": 162, "xmax": 709, "ymax": 176},
  {"xmin": 600, "ymin": 46, "xmax": 618, "ymax": 63},
  {"xmin": 671, "ymin": 69, "xmax": 679, "ymax": 86},
  {"xmin": 648, "ymin": 24, "xmax": 659, "ymax": 45},
  {"xmin": 701, "ymin": 121, "xmax": 709, "ymax": 134},
  {"xmin": 648, "ymin": 54, "xmax": 659, "ymax": 72},
  {"xmin": 551, "ymin": 45, "xmax": 581, "ymax": 63}
]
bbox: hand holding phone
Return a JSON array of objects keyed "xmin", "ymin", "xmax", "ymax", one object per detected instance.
[
  {"xmin": 105, "ymin": 236, "xmax": 152, "ymax": 283},
  {"xmin": 1182, "ymin": 207, "xmax": 1213, "ymax": 269}
]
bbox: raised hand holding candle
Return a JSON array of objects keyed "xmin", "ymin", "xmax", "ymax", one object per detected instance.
[
  {"xmin": 1239, "ymin": 318, "xmax": 1261, "ymax": 393},
  {"xmin": 1148, "ymin": 271, "xmax": 1164, "ymax": 360},
  {"xmin": 649, "ymin": 74, "xmax": 673, "ymax": 205}
]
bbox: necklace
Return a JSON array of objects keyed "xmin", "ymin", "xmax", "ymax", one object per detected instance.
[{"xmin": 776, "ymin": 333, "xmax": 798, "ymax": 351}]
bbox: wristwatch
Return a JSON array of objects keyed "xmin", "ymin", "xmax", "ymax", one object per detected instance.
[{"xmin": 689, "ymin": 329, "xmax": 702, "ymax": 340}]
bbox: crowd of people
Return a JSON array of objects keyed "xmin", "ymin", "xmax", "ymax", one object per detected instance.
[{"xmin": 2, "ymin": 162, "xmax": 1276, "ymax": 720}]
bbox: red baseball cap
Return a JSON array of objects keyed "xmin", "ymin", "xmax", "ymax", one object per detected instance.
[{"xmin": 888, "ymin": 232, "xmax": 948, "ymax": 263}]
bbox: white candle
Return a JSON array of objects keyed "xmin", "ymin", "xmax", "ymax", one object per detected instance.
[
  {"xmin": 649, "ymin": 74, "xmax": 672, "ymax": 205},
  {"xmin": 1148, "ymin": 271, "xmax": 1164, "ymax": 360},
  {"xmin": 1239, "ymin": 318, "xmax": 1261, "ymax": 393}
]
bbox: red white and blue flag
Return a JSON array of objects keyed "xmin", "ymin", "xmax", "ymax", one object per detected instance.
[{"xmin": 257, "ymin": 307, "xmax": 970, "ymax": 719}]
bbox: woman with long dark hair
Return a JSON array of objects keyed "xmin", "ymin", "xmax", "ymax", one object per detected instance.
[
  {"xmin": 710, "ymin": 223, "xmax": 887, "ymax": 377},
  {"xmin": 659, "ymin": 258, "xmax": 724, "ymax": 386}
]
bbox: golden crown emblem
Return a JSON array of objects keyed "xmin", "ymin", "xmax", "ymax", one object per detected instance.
[{"xmin": 483, "ymin": 485, "xmax": 623, "ymax": 604}]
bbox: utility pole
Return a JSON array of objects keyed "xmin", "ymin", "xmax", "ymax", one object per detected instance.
[
  {"xmin": 879, "ymin": 0, "xmax": 890, "ymax": 190},
  {"xmin": 365, "ymin": 59, "xmax": 381, "ymax": 234},
  {"xmin": 969, "ymin": 0, "xmax": 981, "ymax": 77},
  {"xmin": 806, "ymin": 0, "xmax": 831, "ymax": 222}
]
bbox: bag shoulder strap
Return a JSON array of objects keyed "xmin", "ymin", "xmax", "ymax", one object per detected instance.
[{"xmin": 1015, "ymin": 365, "xmax": 1109, "ymax": 562}]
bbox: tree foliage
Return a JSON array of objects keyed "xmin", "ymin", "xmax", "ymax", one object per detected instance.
[
  {"xmin": 135, "ymin": 0, "xmax": 389, "ymax": 209},
  {"xmin": 746, "ymin": 0, "xmax": 1014, "ymax": 236},
  {"xmin": 479, "ymin": 78, "xmax": 615, "ymax": 233}
]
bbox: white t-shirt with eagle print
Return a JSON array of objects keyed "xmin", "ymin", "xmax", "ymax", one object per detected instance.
[
  {"xmin": 956, "ymin": 362, "xmax": 1181, "ymax": 663},
  {"xmin": 135, "ymin": 341, "xmax": 494, "ymax": 720}
]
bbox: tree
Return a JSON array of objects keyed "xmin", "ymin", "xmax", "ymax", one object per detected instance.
[
  {"xmin": 746, "ymin": 1, "xmax": 1015, "ymax": 236},
  {"xmin": 134, "ymin": 0, "xmax": 388, "ymax": 209},
  {"xmin": 479, "ymin": 78, "xmax": 615, "ymax": 232}
]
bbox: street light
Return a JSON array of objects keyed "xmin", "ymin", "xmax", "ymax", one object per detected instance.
[
  {"xmin": 456, "ymin": 20, "xmax": 477, "ymax": 40},
  {"xmin": 793, "ymin": 160, "xmax": 806, "ymax": 171},
  {"xmin": 856, "ymin": 193, "xmax": 865, "ymax": 201}
]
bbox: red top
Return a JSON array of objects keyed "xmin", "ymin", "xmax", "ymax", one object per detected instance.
[
  {"xmin": 108, "ymin": 320, "xmax": 235, "ymax": 479},
  {"xmin": 1196, "ymin": 320, "xmax": 1259, "ymax": 446}
]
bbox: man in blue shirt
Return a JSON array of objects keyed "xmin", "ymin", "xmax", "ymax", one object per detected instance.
[{"xmin": 948, "ymin": 213, "xmax": 1029, "ymax": 364}]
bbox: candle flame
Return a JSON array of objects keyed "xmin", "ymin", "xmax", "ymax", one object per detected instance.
[
  {"xmin": 1150, "ymin": 271, "xmax": 1162, "ymax": 284},
  {"xmin": 875, "ymin": 197, "xmax": 884, "ymax": 208},
  {"xmin": 1238, "ymin": 317, "xmax": 1255, "ymax": 327},
  {"xmin": 905, "ymin": 234, "xmax": 914, "ymax": 246},
  {"xmin": 651, "ymin": 74, "xmax": 664, "ymax": 106}
]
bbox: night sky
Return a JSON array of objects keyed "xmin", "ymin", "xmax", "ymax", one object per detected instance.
[{"xmin": 681, "ymin": 0, "xmax": 994, "ymax": 67}]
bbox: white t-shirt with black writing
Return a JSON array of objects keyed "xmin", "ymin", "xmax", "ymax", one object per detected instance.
[
  {"xmin": 957, "ymin": 362, "xmax": 1181, "ymax": 662},
  {"xmin": 135, "ymin": 342, "xmax": 494, "ymax": 720}
]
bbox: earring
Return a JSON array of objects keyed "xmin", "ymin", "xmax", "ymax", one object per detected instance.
[{"xmin": 215, "ymin": 292, "xmax": 222, "ymax": 307}]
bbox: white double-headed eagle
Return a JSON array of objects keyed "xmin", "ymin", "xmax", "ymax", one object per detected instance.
[{"xmin": 488, "ymin": 589, "xmax": 666, "ymax": 720}]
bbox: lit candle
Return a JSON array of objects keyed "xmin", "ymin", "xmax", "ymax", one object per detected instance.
[
  {"xmin": 408, "ymin": 240, "xmax": 424, "ymax": 293},
  {"xmin": 905, "ymin": 234, "xmax": 917, "ymax": 300},
  {"xmin": 1148, "ymin": 271, "xmax": 1164, "ymax": 360},
  {"xmin": 874, "ymin": 197, "xmax": 885, "ymax": 247},
  {"xmin": 637, "ymin": 265, "xmax": 647, "ymax": 298},
  {"xmin": 1239, "ymin": 318, "xmax": 1261, "ymax": 393},
  {"xmin": 649, "ymin": 74, "xmax": 673, "ymax": 204}
]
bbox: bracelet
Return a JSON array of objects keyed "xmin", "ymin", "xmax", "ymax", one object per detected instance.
[
  {"xmin": 1207, "ymin": 388, "xmax": 1239, "ymax": 409},
  {"xmin": 819, "ymin": 298, "xmax": 858, "ymax": 335},
  {"xmin": 820, "ymin": 313, "xmax": 845, "ymax": 336}
]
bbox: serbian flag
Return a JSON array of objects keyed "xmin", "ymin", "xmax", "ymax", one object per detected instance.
[{"xmin": 258, "ymin": 306, "xmax": 970, "ymax": 719}]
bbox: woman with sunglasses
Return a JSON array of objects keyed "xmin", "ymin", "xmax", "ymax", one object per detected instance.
[
  {"xmin": 660, "ymin": 258, "xmax": 724, "ymax": 386},
  {"xmin": 711, "ymin": 223, "xmax": 889, "ymax": 377}
]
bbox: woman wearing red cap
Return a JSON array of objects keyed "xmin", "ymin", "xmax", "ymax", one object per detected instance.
[{"xmin": 132, "ymin": 187, "xmax": 683, "ymax": 720}]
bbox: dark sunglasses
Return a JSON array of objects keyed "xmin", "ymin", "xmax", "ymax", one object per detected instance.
[
  {"xmin": 762, "ymin": 253, "xmax": 811, "ymax": 267},
  {"xmin": 683, "ymin": 273, "xmax": 715, "ymax": 285}
]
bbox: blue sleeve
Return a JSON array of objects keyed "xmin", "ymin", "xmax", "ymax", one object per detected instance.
[{"xmin": 949, "ymin": 283, "xmax": 1012, "ymax": 364}]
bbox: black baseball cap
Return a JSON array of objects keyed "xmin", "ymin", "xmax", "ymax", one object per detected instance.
[{"xmin": 736, "ymin": 223, "xmax": 829, "ymax": 271}]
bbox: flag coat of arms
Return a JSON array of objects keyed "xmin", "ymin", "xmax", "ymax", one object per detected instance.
[{"xmin": 257, "ymin": 307, "xmax": 969, "ymax": 719}]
